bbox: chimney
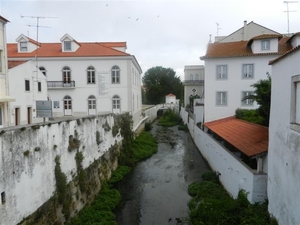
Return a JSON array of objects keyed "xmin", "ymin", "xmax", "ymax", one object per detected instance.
[
  {"xmin": 243, "ymin": 20, "xmax": 247, "ymax": 41},
  {"xmin": 209, "ymin": 34, "xmax": 212, "ymax": 43}
]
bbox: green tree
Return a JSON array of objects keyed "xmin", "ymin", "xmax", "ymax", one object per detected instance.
[
  {"xmin": 142, "ymin": 66, "xmax": 182, "ymax": 104},
  {"xmin": 242, "ymin": 75, "xmax": 271, "ymax": 126}
]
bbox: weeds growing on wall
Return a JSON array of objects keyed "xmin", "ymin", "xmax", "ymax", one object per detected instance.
[
  {"xmin": 68, "ymin": 131, "xmax": 81, "ymax": 152},
  {"xmin": 157, "ymin": 108, "xmax": 181, "ymax": 127},
  {"xmin": 188, "ymin": 171, "xmax": 278, "ymax": 225}
]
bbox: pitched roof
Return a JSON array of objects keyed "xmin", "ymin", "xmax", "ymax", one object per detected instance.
[
  {"xmin": 285, "ymin": 32, "xmax": 300, "ymax": 43},
  {"xmin": 8, "ymin": 60, "xmax": 28, "ymax": 69},
  {"xmin": 0, "ymin": 15, "xmax": 9, "ymax": 23},
  {"xmin": 166, "ymin": 93, "xmax": 175, "ymax": 97},
  {"xmin": 247, "ymin": 34, "xmax": 283, "ymax": 46},
  {"xmin": 200, "ymin": 37, "xmax": 292, "ymax": 59},
  {"xmin": 7, "ymin": 42, "xmax": 130, "ymax": 58},
  {"xmin": 204, "ymin": 117, "xmax": 268, "ymax": 157},
  {"xmin": 269, "ymin": 45, "xmax": 300, "ymax": 65}
]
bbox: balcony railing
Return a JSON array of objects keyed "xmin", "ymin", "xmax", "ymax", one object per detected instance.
[
  {"xmin": 47, "ymin": 81, "xmax": 76, "ymax": 88},
  {"xmin": 183, "ymin": 80, "xmax": 204, "ymax": 85}
]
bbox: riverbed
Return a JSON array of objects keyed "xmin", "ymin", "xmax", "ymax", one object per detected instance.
[{"xmin": 115, "ymin": 122, "xmax": 210, "ymax": 225}]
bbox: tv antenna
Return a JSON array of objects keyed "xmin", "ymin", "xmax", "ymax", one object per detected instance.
[
  {"xmin": 283, "ymin": 1, "xmax": 298, "ymax": 34},
  {"xmin": 216, "ymin": 22, "xmax": 221, "ymax": 36}
]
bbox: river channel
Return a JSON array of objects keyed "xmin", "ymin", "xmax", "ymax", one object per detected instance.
[{"xmin": 114, "ymin": 121, "xmax": 210, "ymax": 225}]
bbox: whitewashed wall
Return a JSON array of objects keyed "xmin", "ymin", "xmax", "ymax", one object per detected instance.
[
  {"xmin": 204, "ymin": 55, "xmax": 274, "ymax": 122},
  {"xmin": 268, "ymin": 51, "xmax": 300, "ymax": 225},
  {"xmin": 0, "ymin": 114, "xmax": 122, "ymax": 225},
  {"xmin": 181, "ymin": 110, "xmax": 267, "ymax": 203}
]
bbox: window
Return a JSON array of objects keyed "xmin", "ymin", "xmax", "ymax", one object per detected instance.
[
  {"xmin": 39, "ymin": 67, "xmax": 46, "ymax": 76},
  {"xmin": 216, "ymin": 92, "xmax": 227, "ymax": 106},
  {"xmin": 0, "ymin": 105, "xmax": 2, "ymax": 126},
  {"xmin": 111, "ymin": 66, "xmax": 120, "ymax": 84},
  {"xmin": 0, "ymin": 50, "xmax": 2, "ymax": 73},
  {"xmin": 38, "ymin": 82, "xmax": 42, "ymax": 92},
  {"xmin": 25, "ymin": 80, "xmax": 30, "ymax": 91},
  {"xmin": 20, "ymin": 42, "xmax": 27, "ymax": 51},
  {"xmin": 62, "ymin": 66, "xmax": 71, "ymax": 83},
  {"xmin": 216, "ymin": 65, "xmax": 227, "ymax": 79},
  {"xmin": 291, "ymin": 75, "xmax": 300, "ymax": 130},
  {"xmin": 88, "ymin": 95, "xmax": 96, "ymax": 109},
  {"xmin": 1, "ymin": 192, "xmax": 5, "ymax": 205},
  {"xmin": 87, "ymin": 66, "xmax": 95, "ymax": 84},
  {"xmin": 64, "ymin": 96, "xmax": 72, "ymax": 109},
  {"xmin": 112, "ymin": 95, "xmax": 120, "ymax": 109},
  {"xmin": 64, "ymin": 41, "xmax": 71, "ymax": 51},
  {"xmin": 242, "ymin": 91, "xmax": 254, "ymax": 106},
  {"xmin": 195, "ymin": 74, "xmax": 199, "ymax": 80},
  {"xmin": 242, "ymin": 64, "xmax": 254, "ymax": 78},
  {"xmin": 261, "ymin": 40, "xmax": 270, "ymax": 50},
  {"xmin": 190, "ymin": 74, "xmax": 194, "ymax": 80}
]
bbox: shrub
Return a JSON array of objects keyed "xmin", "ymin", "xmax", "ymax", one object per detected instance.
[
  {"xmin": 235, "ymin": 108, "xmax": 264, "ymax": 125},
  {"xmin": 144, "ymin": 122, "xmax": 152, "ymax": 131}
]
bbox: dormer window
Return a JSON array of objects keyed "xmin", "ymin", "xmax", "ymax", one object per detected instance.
[
  {"xmin": 64, "ymin": 41, "xmax": 71, "ymax": 51},
  {"xmin": 261, "ymin": 40, "xmax": 270, "ymax": 50},
  {"xmin": 20, "ymin": 41, "xmax": 27, "ymax": 51}
]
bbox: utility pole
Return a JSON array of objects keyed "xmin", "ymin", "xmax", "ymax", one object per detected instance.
[{"xmin": 283, "ymin": 1, "xmax": 298, "ymax": 34}]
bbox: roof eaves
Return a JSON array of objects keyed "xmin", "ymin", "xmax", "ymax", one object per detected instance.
[{"xmin": 269, "ymin": 45, "xmax": 300, "ymax": 65}]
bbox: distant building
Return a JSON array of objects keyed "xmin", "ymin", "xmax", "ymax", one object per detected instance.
[
  {"xmin": 7, "ymin": 33, "xmax": 143, "ymax": 127},
  {"xmin": 165, "ymin": 93, "xmax": 176, "ymax": 104}
]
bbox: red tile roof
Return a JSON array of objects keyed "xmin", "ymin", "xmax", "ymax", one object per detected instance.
[
  {"xmin": 285, "ymin": 32, "xmax": 300, "ymax": 43},
  {"xmin": 247, "ymin": 34, "xmax": 283, "ymax": 46},
  {"xmin": 7, "ymin": 42, "xmax": 130, "ymax": 58},
  {"xmin": 204, "ymin": 117, "xmax": 268, "ymax": 157},
  {"xmin": 166, "ymin": 93, "xmax": 175, "ymax": 97},
  {"xmin": 269, "ymin": 45, "xmax": 300, "ymax": 65},
  {"xmin": 8, "ymin": 60, "xmax": 28, "ymax": 69},
  {"xmin": 200, "ymin": 37, "xmax": 292, "ymax": 59}
]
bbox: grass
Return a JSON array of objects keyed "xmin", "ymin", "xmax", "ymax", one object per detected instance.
[
  {"xmin": 132, "ymin": 131, "xmax": 158, "ymax": 162},
  {"xmin": 157, "ymin": 108, "xmax": 181, "ymax": 127}
]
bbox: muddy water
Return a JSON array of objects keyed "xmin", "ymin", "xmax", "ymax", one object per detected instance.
[{"xmin": 115, "ymin": 122, "xmax": 210, "ymax": 225}]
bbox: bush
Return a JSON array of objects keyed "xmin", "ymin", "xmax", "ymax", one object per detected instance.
[
  {"xmin": 144, "ymin": 122, "xmax": 152, "ymax": 131},
  {"xmin": 235, "ymin": 108, "xmax": 264, "ymax": 125},
  {"xmin": 157, "ymin": 108, "xmax": 181, "ymax": 127}
]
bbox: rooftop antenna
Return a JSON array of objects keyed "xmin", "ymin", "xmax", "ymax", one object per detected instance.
[
  {"xmin": 283, "ymin": 1, "xmax": 298, "ymax": 34},
  {"xmin": 216, "ymin": 22, "xmax": 221, "ymax": 36}
]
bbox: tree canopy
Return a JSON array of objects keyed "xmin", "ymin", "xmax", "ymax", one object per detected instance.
[{"xmin": 142, "ymin": 66, "xmax": 182, "ymax": 104}]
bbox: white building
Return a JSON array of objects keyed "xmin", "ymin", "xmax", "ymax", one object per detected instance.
[
  {"xmin": 200, "ymin": 21, "xmax": 291, "ymax": 123},
  {"xmin": 0, "ymin": 15, "xmax": 15, "ymax": 128},
  {"xmin": 268, "ymin": 32, "xmax": 300, "ymax": 225},
  {"xmin": 183, "ymin": 65, "xmax": 204, "ymax": 107},
  {"xmin": 165, "ymin": 93, "xmax": 176, "ymax": 104},
  {"xmin": 8, "ymin": 60, "xmax": 48, "ymax": 125},
  {"xmin": 7, "ymin": 34, "xmax": 143, "ymax": 127}
]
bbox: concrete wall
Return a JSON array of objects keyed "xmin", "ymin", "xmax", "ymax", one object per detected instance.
[
  {"xmin": 268, "ymin": 50, "xmax": 300, "ymax": 225},
  {"xmin": 181, "ymin": 109, "xmax": 267, "ymax": 203},
  {"xmin": 0, "ymin": 114, "xmax": 122, "ymax": 225}
]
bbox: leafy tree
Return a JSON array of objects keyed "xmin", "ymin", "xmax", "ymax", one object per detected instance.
[
  {"xmin": 142, "ymin": 66, "xmax": 182, "ymax": 104},
  {"xmin": 242, "ymin": 76, "xmax": 271, "ymax": 126}
]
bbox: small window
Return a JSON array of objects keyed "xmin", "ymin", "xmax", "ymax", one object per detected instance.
[
  {"xmin": 38, "ymin": 82, "xmax": 42, "ymax": 92},
  {"xmin": 216, "ymin": 92, "xmax": 227, "ymax": 106},
  {"xmin": 242, "ymin": 64, "xmax": 254, "ymax": 79},
  {"xmin": 87, "ymin": 66, "xmax": 95, "ymax": 84},
  {"xmin": 63, "ymin": 95, "xmax": 72, "ymax": 110},
  {"xmin": 64, "ymin": 41, "xmax": 71, "ymax": 51},
  {"xmin": 25, "ymin": 80, "xmax": 30, "ymax": 91},
  {"xmin": 20, "ymin": 42, "xmax": 27, "ymax": 51},
  {"xmin": 88, "ymin": 95, "xmax": 96, "ymax": 109},
  {"xmin": 62, "ymin": 66, "xmax": 71, "ymax": 83},
  {"xmin": 111, "ymin": 66, "xmax": 120, "ymax": 84},
  {"xmin": 216, "ymin": 65, "xmax": 227, "ymax": 79},
  {"xmin": 112, "ymin": 95, "xmax": 120, "ymax": 109},
  {"xmin": 0, "ymin": 50, "xmax": 2, "ymax": 73},
  {"xmin": 261, "ymin": 40, "xmax": 270, "ymax": 50},
  {"xmin": 1, "ymin": 192, "xmax": 5, "ymax": 205},
  {"xmin": 291, "ymin": 75, "xmax": 300, "ymax": 130},
  {"xmin": 0, "ymin": 106, "xmax": 3, "ymax": 126},
  {"xmin": 190, "ymin": 74, "xmax": 194, "ymax": 80},
  {"xmin": 242, "ymin": 91, "xmax": 254, "ymax": 106},
  {"xmin": 39, "ymin": 67, "xmax": 46, "ymax": 76},
  {"xmin": 195, "ymin": 74, "xmax": 199, "ymax": 80}
]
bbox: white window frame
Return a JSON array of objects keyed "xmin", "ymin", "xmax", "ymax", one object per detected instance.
[
  {"xmin": 0, "ymin": 105, "xmax": 3, "ymax": 126},
  {"xmin": 20, "ymin": 41, "xmax": 27, "ymax": 52},
  {"xmin": 62, "ymin": 66, "xmax": 71, "ymax": 83},
  {"xmin": 0, "ymin": 50, "xmax": 2, "ymax": 73},
  {"xmin": 64, "ymin": 41, "xmax": 71, "ymax": 51},
  {"xmin": 241, "ymin": 91, "xmax": 254, "ymax": 106},
  {"xmin": 242, "ymin": 64, "xmax": 254, "ymax": 79},
  {"xmin": 38, "ymin": 81, "xmax": 42, "ymax": 92},
  {"xmin": 111, "ymin": 66, "xmax": 120, "ymax": 84},
  {"xmin": 25, "ymin": 79, "xmax": 30, "ymax": 91},
  {"xmin": 291, "ymin": 74, "xmax": 300, "ymax": 132},
  {"xmin": 216, "ymin": 65, "xmax": 227, "ymax": 79},
  {"xmin": 112, "ymin": 95, "xmax": 120, "ymax": 109},
  {"xmin": 216, "ymin": 91, "xmax": 227, "ymax": 106},
  {"xmin": 88, "ymin": 95, "xmax": 96, "ymax": 109},
  {"xmin": 87, "ymin": 66, "xmax": 96, "ymax": 84},
  {"xmin": 261, "ymin": 40, "xmax": 270, "ymax": 50}
]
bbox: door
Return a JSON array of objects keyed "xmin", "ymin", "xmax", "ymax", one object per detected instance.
[
  {"xmin": 63, "ymin": 96, "xmax": 72, "ymax": 116},
  {"xmin": 88, "ymin": 95, "xmax": 96, "ymax": 115},
  {"xmin": 0, "ymin": 104, "xmax": 3, "ymax": 128},
  {"xmin": 15, "ymin": 108, "xmax": 20, "ymax": 126},
  {"xmin": 27, "ymin": 107, "xmax": 32, "ymax": 124},
  {"xmin": 112, "ymin": 95, "xmax": 121, "ymax": 114}
]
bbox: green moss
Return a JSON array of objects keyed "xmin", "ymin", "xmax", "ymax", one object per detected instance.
[{"xmin": 23, "ymin": 150, "xmax": 30, "ymax": 156}]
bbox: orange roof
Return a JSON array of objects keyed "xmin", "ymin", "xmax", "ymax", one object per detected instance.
[
  {"xmin": 204, "ymin": 117, "xmax": 268, "ymax": 157},
  {"xmin": 8, "ymin": 60, "xmax": 28, "ymax": 69},
  {"xmin": 269, "ymin": 45, "xmax": 300, "ymax": 65},
  {"xmin": 166, "ymin": 93, "xmax": 175, "ymax": 97},
  {"xmin": 201, "ymin": 37, "xmax": 292, "ymax": 59},
  {"xmin": 7, "ymin": 42, "xmax": 130, "ymax": 58},
  {"xmin": 247, "ymin": 34, "xmax": 283, "ymax": 46}
]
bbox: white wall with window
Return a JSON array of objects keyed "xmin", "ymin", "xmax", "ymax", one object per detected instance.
[
  {"xmin": 216, "ymin": 65, "xmax": 227, "ymax": 79},
  {"xmin": 204, "ymin": 56, "xmax": 271, "ymax": 122},
  {"xmin": 268, "ymin": 48, "xmax": 300, "ymax": 225},
  {"xmin": 251, "ymin": 38, "xmax": 279, "ymax": 54},
  {"xmin": 8, "ymin": 60, "xmax": 48, "ymax": 125}
]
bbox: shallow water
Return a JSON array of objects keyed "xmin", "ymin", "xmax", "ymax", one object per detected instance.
[{"xmin": 115, "ymin": 122, "xmax": 210, "ymax": 225}]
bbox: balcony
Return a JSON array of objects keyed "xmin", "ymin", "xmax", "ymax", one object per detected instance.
[
  {"xmin": 47, "ymin": 81, "xmax": 76, "ymax": 89},
  {"xmin": 183, "ymin": 79, "xmax": 204, "ymax": 85}
]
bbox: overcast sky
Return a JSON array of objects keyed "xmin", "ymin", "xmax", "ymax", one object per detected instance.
[{"xmin": 1, "ymin": 0, "xmax": 300, "ymax": 79}]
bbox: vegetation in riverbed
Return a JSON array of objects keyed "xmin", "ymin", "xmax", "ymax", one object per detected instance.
[
  {"xmin": 157, "ymin": 108, "xmax": 182, "ymax": 127},
  {"xmin": 132, "ymin": 131, "xmax": 158, "ymax": 162},
  {"xmin": 188, "ymin": 171, "xmax": 278, "ymax": 225},
  {"xmin": 108, "ymin": 166, "xmax": 132, "ymax": 185}
]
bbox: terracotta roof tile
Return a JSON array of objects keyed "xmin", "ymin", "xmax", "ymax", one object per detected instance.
[
  {"xmin": 204, "ymin": 117, "xmax": 268, "ymax": 157},
  {"xmin": 285, "ymin": 32, "xmax": 300, "ymax": 43},
  {"xmin": 8, "ymin": 60, "xmax": 28, "ymax": 69},
  {"xmin": 269, "ymin": 45, "xmax": 300, "ymax": 65},
  {"xmin": 7, "ymin": 42, "xmax": 130, "ymax": 58},
  {"xmin": 166, "ymin": 93, "xmax": 175, "ymax": 96},
  {"xmin": 200, "ymin": 37, "xmax": 292, "ymax": 59}
]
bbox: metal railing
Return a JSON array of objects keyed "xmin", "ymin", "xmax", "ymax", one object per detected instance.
[
  {"xmin": 183, "ymin": 80, "xmax": 204, "ymax": 84},
  {"xmin": 47, "ymin": 81, "xmax": 76, "ymax": 88}
]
